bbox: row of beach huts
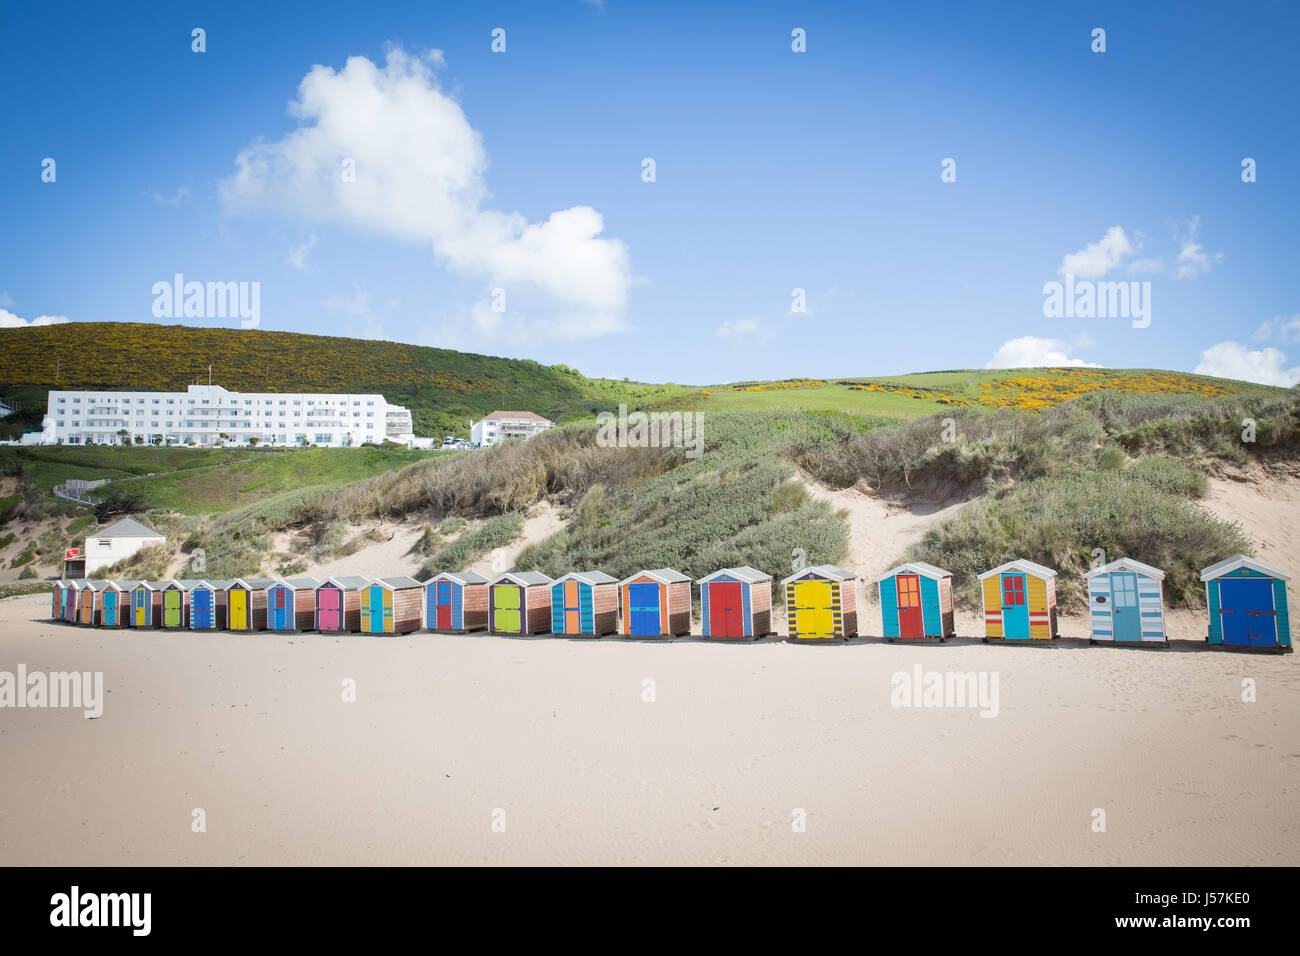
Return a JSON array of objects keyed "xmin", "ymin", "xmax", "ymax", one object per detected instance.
[{"xmin": 46, "ymin": 555, "xmax": 1293, "ymax": 651}]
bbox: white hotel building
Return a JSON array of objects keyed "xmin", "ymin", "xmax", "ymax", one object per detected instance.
[{"xmin": 40, "ymin": 384, "xmax": 414, "ymax": 448}]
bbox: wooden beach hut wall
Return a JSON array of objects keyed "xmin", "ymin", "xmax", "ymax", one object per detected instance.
[
  {"xmin": 697, "ymin": 567, "xmax": 774, "ymax": 639},
  {"xmin": 358, "ymin": 577, "xmax": 424, "ymax": 635},
  {"xmin": 875, "ymin": 562, "xmax": 954, "ymax": 640},
  {"xmin": 226, "ymin": 578, "xmax": 275, "ymax": 632},
  {"xmin": 79, "ymin": 580, "xmax": 108, "ymax": 625},
  {"xmin": 488, "ymin": 572, "xmax": 554, "ymax": 635},
  {"xmin": 424, "ymin": 571, "xmax": 489, "ymax": 633},
  {"xmin": 160, "ymin": 580, "xmax": 193, "ymax": 629},
  {"xmin": 98, "ymin": 581, "xmax": 128, "ymax": 627},
  {"xmin": 550, "ymin": 571, "xmax": 619, "ymax": 637},
  {"xmin": 618, "ymin": 569, "xmax": 692, "ymax": 638},
  {"xmin": 1201, "ymin": 555, "xmax": 1292, "ymax": 652},
  {"xmin": 128, "ymin": 581, "xmax": 160, "ymax": 628},
  {"xmin": 315, "ymin": 576, "xmax": 369, "ymax": 634},
  {"xmin": 782, "ymin": 565, "xmax": 858, "ymax": 640},
  {"xmin": 188, "ymin": 580, "xmax": 230, "ymax": 630},
  {"xmin": 980, "ymin": 560, "xmax": 1058, "ymax": 641},
  {"xmin": 266, "ymin": 577, "xmax": 320, "ymax": 632},
  {"xmin": 1084, "ymin": 558, "xmax": 1166, "ymax": 645}
]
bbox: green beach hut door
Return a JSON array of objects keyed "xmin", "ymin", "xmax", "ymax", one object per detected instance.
[
  {"xmin": 163, "ymin": 590, "xmax": 182, "ymax": 628},
  {"xmin": 1001, "ymin": 573, "xmax": 1030, "ymax": 639},
  {"xmin": 1110, "ymin": 572, "xmax": 1140, "ymax": 642}
]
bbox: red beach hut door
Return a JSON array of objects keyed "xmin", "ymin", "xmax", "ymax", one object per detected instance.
[
  {"xmin": 897, "ymin": 574, "xmax": 924, "ymax": 638},
  {"xmin": 709, "ymin": 582, "xmax": 744, "ymax": 638}
]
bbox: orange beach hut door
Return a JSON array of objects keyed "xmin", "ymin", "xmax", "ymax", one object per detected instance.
[
  {"xmin": 563, "ymin": 581, "xmax": 580, "ymax": 633},
  {"xmin": 896, "ymin": 574, "xmax": 923, "ymax": 638}
]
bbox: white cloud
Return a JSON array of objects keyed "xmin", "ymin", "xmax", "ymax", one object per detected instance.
[
  {"xmin": 0, "ymin": 307, "xmax": 69, "ymax": 328},
  {"xmin": 0, "ymin": 291, "xmax": 13, "ymax": 308},
  {"xmin": 1174, "ymin": 215, "xmax": 1223, "ymax": 279},
  {"xmin": 1059, "ymin": 226, "xmax": 1134, "ymax": 279},
  {"xmin": 716, "ymin": 317, "xmax": 776, "ymax": 341},
  {"xmin": 221, "ymin": 48, "xmax": 632, "ymax": 337},
  {"xmin": 986, "ymin": 336, "xmax": 1102, "ymax": 369},
  {"xmin": 1194, "ymin": 341, "xmax": 1300, "ymax": 387},
  {"xmin": 1252, "ymin": 314, "xmax": 1300, "ymax": 345},
  {"xmin": 1128, "ymin": 257, "xmax": 1164, "ymax": 274},
  {"xmin": 149, "ymin": 187, "xmax": 190, "ymax": 207},
  {"xmin": 322, "ymin": 286, "xmax": 388, "ymax": 340},
  {"xmin": 287, "ymin": 234, "xmax": 318, "ymax": 270}
]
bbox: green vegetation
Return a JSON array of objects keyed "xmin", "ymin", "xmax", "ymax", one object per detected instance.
[{"xmin": 419, "ymin": 512, "xmax": 526, "ymax": 578}]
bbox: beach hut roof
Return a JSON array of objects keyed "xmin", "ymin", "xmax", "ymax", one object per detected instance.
[
  {"xmin": 126, "ymin": 579, "xmax": 155, "ymax": 591},
  {"xmin": 424, "ymin": 570, "xmax": 489, "ymax": 586},
  {"xmin": 619, "ymin": 568, "xmax": 691, "ymax": 586},
  {"xmin": 275, "ymin": 577, "xmax": 322, "ymax": 590},
  {"xmin": 162, "ymin": 579, "xmax": 199, "ymax": 590},
  {"xmin": 488, "ymin": 571, "xmax": 554, "ymax": 587},
  {"xmin": 96, "ymin": 516, "xmax": 163, "ymax": 538},
  {"xmin": 1200, "ymin": 554, "xmax": 1290, "ymax": 582},
  {"xmin": 780, "ymin": 564, "xmax": 856, "ymax": 586},
  {"xmin": 147, "ymin": 581, "xmax": 171, "ymax": 590},
  {"xmin": 872, "ymin": 561, "xmax": 952, "ymax": 584},
  {"xmin": 318, "ymin": 576, "xmax": 371, "ymax": 590},
  {"xmin": 229, "ymin": 577, "xmax": 277, "ymax": 589},
  {"xmin": 69, "ymin": 579, "xmax": 90, "ymax": 588},
  {"xmin": 552, "ymin": 570, "xmax": 619, "ymax": 586},
  {"xmin": 194, "ymin": 579, "xmax": 235, "ymax": 590},
  {"xmin": 1084, "ymin": 557, "xmax": 1166, "ymax": 580},
  {"xmin": 697, "ymin": 566, "xmax": 772, "ymax": 585},
  {"xmin": 371, "ymin": 576, "xmax": 426, "ymax": 590},
  {"xmin": 978, "ymin": 559, "xmax": 1058, "ymax": 581},
  {"xmin": 85, "ymin": 579, "xmax": 113, "ymax": 591}
]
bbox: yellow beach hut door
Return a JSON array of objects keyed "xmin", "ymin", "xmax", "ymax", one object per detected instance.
[
  {"xmin": 229, "ymin": 589, "xmax": 248, "ymax": 630},
  {"xmin": 133, "ymin": 588, "xmax": 150, "ymax": 626},
  {"xmin": 495, "ymin": 585, "xmax": 522, "ymax": 633},
  {"xmin": 793, "ymin": 580, "xmax": 835, "ymax": 638},
  {"xmin": 362, "ymin": 585, "xmax": 394, "ymax": 633}
]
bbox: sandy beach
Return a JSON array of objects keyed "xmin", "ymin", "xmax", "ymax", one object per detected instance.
[{"xmin": 2, "ymin": 591, "xmax": 1296, "ymax": 866}]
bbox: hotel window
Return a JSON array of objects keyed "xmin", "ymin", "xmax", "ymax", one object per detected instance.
[
  {"xmin": 57, "ymin": 420, "xmax": 64, "ymax": 426},
  {"xmin": 72, "ymin": 398, "xmax": 80, "ymax": 403},
  {"xmin": 57, "ymin": 397, "xmax": 65, "ymax": 404}
]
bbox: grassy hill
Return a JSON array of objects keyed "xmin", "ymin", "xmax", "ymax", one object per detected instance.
[{"xmin": 0, "ymin": 322, "xmax": 694, "ymax": 438}]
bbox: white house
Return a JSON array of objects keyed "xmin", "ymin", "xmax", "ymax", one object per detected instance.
[
  {"xmin": 41, "ymin": 384, "xmax": 415, "ymax": 448},
  {"xmin": 82, "ymin": 517, "xmax": 167, "ymax": 574},
  {"xmin": 470, "ymin": 410, "xmax": 554, "ymax": 447}
]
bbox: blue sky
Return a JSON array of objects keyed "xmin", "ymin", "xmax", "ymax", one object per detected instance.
[{"xmin": 2, "ymin": 0, "xmax": 1298, "ymax": 385}]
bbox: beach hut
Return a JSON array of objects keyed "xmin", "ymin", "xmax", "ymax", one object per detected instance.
[
  {"xmin": 50, "ymin": 581, "xmax": 67, "ymax": 621},
  {"xmin": 127, "ymin": 581, "xmax": 160, "ymax": 628},
  {"xmin": 65, "ymin": 580, "xmax": 87, "ymax": 623},
  {"xmin": 98, "ymin": 581, "xmax": 128, "ymax": 627},
  {"xmin": 1201, "ymin": 555, "xmax": 1292, "ymax": 652},
  {"xmin": 550, "ymin": 571, "xmax": 619, "ymax": 637},
  {"xmin": 315, "ymin": 576, "xmax": 369, "ymax": 634},
  {"xmin": 265, "ymin": 577, "xmax": 320, "ymax": 632},
  {"xmin": 423, "ymin": 571, "xmax": 489, "ymax": 633},
  {"xmin": 782, "ymin": 565, "xmax": 858, "ymax": 640},
  {"xmin": 487, "ymin": 572, "xmax": 554, "ymax": 635},
  {"xmin": 1084, "ymin": 558, "xmax": 1167, "ymax": 645},
  {"xmin": 160, "ymin": 580, "xmax": 194, "ymax": 629},
  {"xmin": 188, "ymin": 580, "xmax": 231, "ymax": 630},
  {"xmin": 618, "ymin": 569, "xmax": 692, "ymax": 638},
  {"xmin": 78, "ymin": 580, "xmax": 111, "ymax": 625},
  {"xmin": 875, "ymin": 562, "xmax": 955, "ymax": 640},
  {"xmin": 225, "ymin": 578, "xmax": 276, "ymax": 632},
  {"xmin": 697, "ymin": 567, "xmax": 774, "ymax": 639},
  {"xmin": 980, "ymin": 560, "xmax": 1058, "ymax": 641},
  {"xmin": 358, "ymin": 577, "xmax": 424, "ymax": 635}
]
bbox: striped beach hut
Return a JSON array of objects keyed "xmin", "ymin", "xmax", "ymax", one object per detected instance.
[
  {"xmin": 980, "ymin": 560, "xmax": 1058, "ymax": 641},
  {"xmin": 423, "ymin": 571, "xmax": 489, "ymax": 633},
  {"xmin": 619, "ymin": 569, "xmax": 692, "ymax": 638},
  {"xmin": 265, "ymin": 577, "xmax": 320, "ymax": 632},
  {"xmin": 128, "ymin": 581, "xmax": 161, "ymax": 628},
  {"xmin": 875, "ymin": 562, "xmax": 955, "ymax": 640},
  {"xmin": 1201, "ymin": 555, "xmax": 1292, "ymax": 652},
  {"xmin": 782, "ymin": 565, "xmax": 857, "ymax": 640},
  {"xmin": 1084, "ymin": 558, "xmax": 1166, "ymax": 645},
  {"xmin": 358, "ymin": 577, "xmax": 424, "ymax": 635},
  {"xmin": 50, "ymin": 581, "xmax": 68, "ymax": 621},
  {"xmin": 488, "ymin": 572, "xmax": 554, "ymax": 635},
  {"xmin": 226, "ymin": 578, "xmax": 276, "ymax": 632},
  {"xmin": 697, "ymin": 567, "xmax": 774, "ymax": 639},
  {"xmin": 550, "ymin": 571, "xmax": 619, "ymax": 637},
  {"xmin": 315, "ymin": 576, "xmax": 369, "ymax": 634},
  {"xmin": 188, "ymin": 580, "xmax": 231, "ymax": 630},
  {"xmin": 97, "ymin": 581, "xmax": 129, "ymax": 627}
]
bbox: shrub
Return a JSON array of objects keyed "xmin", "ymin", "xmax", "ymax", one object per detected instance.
[
  {"xmin": 17, "ymin": 565, "xmax": 37, "ymax": 580},
  {"xmin": 419, "ymin": 511, "xmax": 526, "ymax": 577}
]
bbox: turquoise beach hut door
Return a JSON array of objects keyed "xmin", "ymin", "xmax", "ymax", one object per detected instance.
[
  {"xmin": 1001, "ymin": 573, "xmax": 1030, "ymax": 639},
  {"xmin": 103, "ymin": 589, "xmax": 118, "ymax": 625},
  {"xmin": 1220, "ymin": 578, "xmax": 1276, "ymax": 647},
  {"xmin": 1110, "ymin": 572, "xmax": 1140, "ymax": 642}
]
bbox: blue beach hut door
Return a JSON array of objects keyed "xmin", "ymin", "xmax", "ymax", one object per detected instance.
[
  {"xmin": 1001, "ymin": 573, "xmax": 1030, "ymax": 639},
  {"xmin": 1110, "ymin": 572, "xmax": 1140, "ymax": 642},
  {"xmin": 629, "ymin": 582, "xmax": 660, "ymax": 636},
  {"xmin": 1220, "ymin": 577, "xmax": 1276, "ymax": 647},
  {"xmin": 102, "ymin": 589, "xmax": 118, "ymax": 625},
  {"xmin": 192, "ymin": 588, "xmax": 212, "ymax": 628}
]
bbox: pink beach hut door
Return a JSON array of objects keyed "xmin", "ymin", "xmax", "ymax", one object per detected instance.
[{"xmin": 318, "ymin": 587, "xmax": 341, "ymax": 631}]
